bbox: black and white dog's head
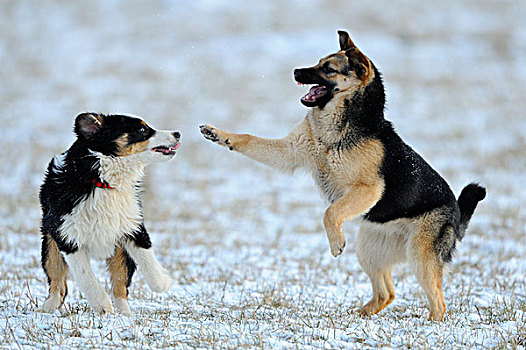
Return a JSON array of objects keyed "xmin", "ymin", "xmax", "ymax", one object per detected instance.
[{"xmin": 74, "ymin": 112, "xmax": 181, "ymax": 162}]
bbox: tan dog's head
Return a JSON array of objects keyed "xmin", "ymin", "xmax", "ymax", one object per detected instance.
[{"xmin": 294, "ymin": 31, "xmax": 375, "ymax": 109}]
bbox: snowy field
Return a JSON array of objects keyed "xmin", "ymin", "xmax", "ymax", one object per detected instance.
[{"xmin": 1, "ymin": 0, "xmax": 525, "ymax": 348}]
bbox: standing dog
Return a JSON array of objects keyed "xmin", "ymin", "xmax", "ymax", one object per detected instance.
[
  {"xmin": 40, "ymin": 113, "xmax": 179, "ymax": 315},
  {"xmin": 200, "ymin": 31, "xmax": 486, "ymax": 320}
]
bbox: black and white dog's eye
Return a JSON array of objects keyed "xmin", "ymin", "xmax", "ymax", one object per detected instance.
[{"xmin": 139, "ymin": 126, "xmax": 147, "ymax": 134}]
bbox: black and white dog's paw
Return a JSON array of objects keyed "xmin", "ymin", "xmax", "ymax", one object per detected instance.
[
  {"xmin": 90, "ymin": 293, "xmax": 114, "ymax": 315},
  {"xmin": 145, "ymin": 271, "xmax": 172, "ymax": 293},
  {"xmin": 39, "ymin": 294, "xmax": 63, "ymax": 313},
  {"xmin": 114, "ymin": 298, "xmax": 132, "ymax": 316}
]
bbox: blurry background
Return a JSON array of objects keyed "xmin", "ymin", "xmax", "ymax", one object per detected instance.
[
  {"xmin": 1, "ymin": 0, "xmax": 524, "ymax": 236},
  {"xmin": 0, "ymin": 1, "xmax": 525, "ymax": 347}
]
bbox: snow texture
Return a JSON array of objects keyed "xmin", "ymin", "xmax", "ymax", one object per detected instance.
[{"xmin": 0, "ymin": 0, "xmax": 525, "ymax": 349}]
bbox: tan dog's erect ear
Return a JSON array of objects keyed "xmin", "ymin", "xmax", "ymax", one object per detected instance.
[
  {"xmin": 345, "ymin": 48, "xmax": 370, "ymax": 80},
  {"xmin": 338, "ymin": 30, "xmax": 356, "ymax": 51},
  {"xmin": 75, "ymin": 112, "xmax": 104, "ymax": 139}
]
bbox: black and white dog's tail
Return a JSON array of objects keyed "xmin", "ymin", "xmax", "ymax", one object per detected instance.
[{"xmin": 457, "ymin": 183, "xmax": 486, "ymax": 240}]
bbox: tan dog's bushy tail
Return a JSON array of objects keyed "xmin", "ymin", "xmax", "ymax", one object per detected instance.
[{"xmin": 457, "ymin": 183, "xmax": 486, "ymax": 240}]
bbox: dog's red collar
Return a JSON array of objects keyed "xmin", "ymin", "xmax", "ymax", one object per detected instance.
[{"xmin": 91, "ymin": 178, "xmax": 114, "ymax": 189}]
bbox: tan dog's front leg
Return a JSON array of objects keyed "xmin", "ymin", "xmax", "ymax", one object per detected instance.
[
  {"xmin": 200, "ymin": 124, "xmax": 250, "ymax": 151},
  {"xmin": 323, "ymin": 204, "xmax": 347, "ymax": 257},
  {"xmin": 200, "ymin": 122, "xmax": 312, "ymax": 172},
  {"xmin": 323, "ymin": 184, "xmax": 384, "ymax": 257}
]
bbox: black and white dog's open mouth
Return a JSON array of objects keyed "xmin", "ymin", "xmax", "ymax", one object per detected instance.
[
  {"xmin": 151, "ymin": 142, "xmax": 180, "ymax": 155},
  {"xmin": 300, "ymin": 84, "xmax": 328, "ymax": 103}
]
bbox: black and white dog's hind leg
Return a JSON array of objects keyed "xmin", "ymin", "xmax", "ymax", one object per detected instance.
[
  {"xmin": 40, "ymin": 233, "xmax": 69, "ymax": 313},
  {"xmin": 123, "ymin": 225, "xmax": 172, "ymax": 294},
  {"xmin": 107, "ymin": 246, "xmax": 136, "ymax": 315}
]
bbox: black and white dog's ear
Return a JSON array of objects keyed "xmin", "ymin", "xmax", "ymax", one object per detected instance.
[{"xmin": 75, "ymin": 112, "xmax": 104, "ymax": 139}]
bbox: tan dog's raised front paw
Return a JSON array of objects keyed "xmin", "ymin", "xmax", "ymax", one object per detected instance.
[
  {"xmin": 329, "ymin": 238, "xmax": 346, "ymax": 257},
  {"xmin": 200, "ymin": 124, "xmax": 220, "ymax": 142},
  {"xmin": 199, "ymin": 124, "xmax": 233, "ymax": 149}
]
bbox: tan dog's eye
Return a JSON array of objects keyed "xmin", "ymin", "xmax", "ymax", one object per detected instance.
[{"xmin": 322, "ymin": 66, "xmax": 337, "ymax": 75}]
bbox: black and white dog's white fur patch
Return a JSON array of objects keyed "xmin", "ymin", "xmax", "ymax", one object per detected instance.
[{"xmin": 39, "ymin": 112, "xmax": 180, "ymax": 315}]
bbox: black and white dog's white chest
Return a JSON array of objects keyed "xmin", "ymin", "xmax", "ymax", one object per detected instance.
[
  {"xmin": 57, "ymin": 154, "xmax": 146, "ymax": 260},
  {"xmin": 59, "ymin": 186, "xmax": 142, "ymax": 260}
]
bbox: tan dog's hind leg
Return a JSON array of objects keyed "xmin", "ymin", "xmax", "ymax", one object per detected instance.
[
  {"xmin": 408, "ymin": 228, "xmax": 447, "ymax": 321},
  {"xmin": 324, "ymin": 184, "xmax": 383, "ymax": 257},
  {"xmin": 356, "ymin": 224, "xmax": 407, "ymax": 315},
  {"xmin": 41, "ymin": 234, "xmax": 69, "ymax": 313},
  {"xmin": 358, "ymin": 268, "xmax": 395, "ymax": 315}
]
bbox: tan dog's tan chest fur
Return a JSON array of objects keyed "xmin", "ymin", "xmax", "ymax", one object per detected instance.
[{"xmin": 308, "ymin": 122, "xmax": 385, "ymax": 204}]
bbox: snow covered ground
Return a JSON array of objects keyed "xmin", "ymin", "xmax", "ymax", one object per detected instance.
[{"xmin": 0, "ymin": 0, "xmax": 525, "ymax": 348}]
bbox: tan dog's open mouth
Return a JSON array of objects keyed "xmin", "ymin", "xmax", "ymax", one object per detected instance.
[{"xmin": 301, "ymin": 84, "xmax": 328, "ymax": 103}]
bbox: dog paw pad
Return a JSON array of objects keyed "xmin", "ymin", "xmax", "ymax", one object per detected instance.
[{"xmin": 199, "ymin": 125, "xmax": 219, "ymax": 142}]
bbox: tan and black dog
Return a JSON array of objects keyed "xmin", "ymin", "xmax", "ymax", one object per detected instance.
[{"xmin": 200, "ymin": 31, "xmax": 485, "ymax": 320}]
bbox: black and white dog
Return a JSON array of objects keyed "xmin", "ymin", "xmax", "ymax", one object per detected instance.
[{"xmin": 39, "ymin": 112, "xmax": 180, "ymax": 315}]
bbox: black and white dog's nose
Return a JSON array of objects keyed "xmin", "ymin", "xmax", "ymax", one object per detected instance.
[{"xmin": 172, "ymin": 131, "xmax": 181, "ymax": 140}]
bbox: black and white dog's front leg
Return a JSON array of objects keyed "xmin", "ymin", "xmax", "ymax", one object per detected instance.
[
  {"xmin": 124, "ymin": 225, "xmax": 172, "ymax": 293},
  {"xmin": 65, "ymin": 249, "xmax": 114, "ymax": 314}
]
